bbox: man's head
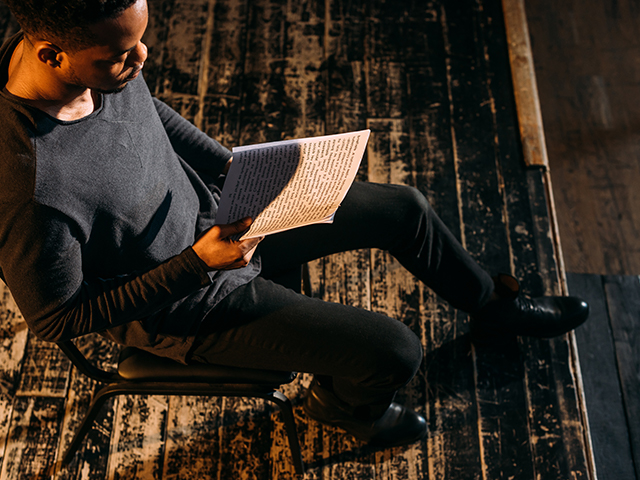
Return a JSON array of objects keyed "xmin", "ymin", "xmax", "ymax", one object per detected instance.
[
  {"xmin": 5, "ymin": 0, "xmax": 149, "ymax": 94},
  {"xmin": 4, "ymin": 0, "xmax": 138, "ymax": 52}
]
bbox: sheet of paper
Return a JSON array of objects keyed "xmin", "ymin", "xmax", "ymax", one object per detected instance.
[{"xmin": 216, "ymin": 130, "xmax": 370, "ymax": 239}]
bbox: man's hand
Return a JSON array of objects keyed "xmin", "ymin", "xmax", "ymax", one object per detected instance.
[{"xmin": 192, "ymin": 217, "xmax": 263, "ymax": 271}]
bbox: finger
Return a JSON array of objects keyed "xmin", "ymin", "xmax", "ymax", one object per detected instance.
[{"xmin": 217, "ymin": 217, "xmax": 253, "ymax": 239}]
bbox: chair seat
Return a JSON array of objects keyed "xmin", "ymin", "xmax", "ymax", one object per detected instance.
[{"xmin": 118, "ymin": 347, "xmax": 297, "ymax": 385}]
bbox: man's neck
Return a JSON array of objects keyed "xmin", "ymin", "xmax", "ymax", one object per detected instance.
[{"xmin": 5, "ymin": 40, "xmax": 99, "ymax": 121}]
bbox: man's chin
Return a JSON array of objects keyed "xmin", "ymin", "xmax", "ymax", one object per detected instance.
[{"xmin": 93, "ymin": 82, "xmax": 130, "ymax": 95}]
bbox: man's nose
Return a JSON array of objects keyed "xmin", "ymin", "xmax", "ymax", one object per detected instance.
[{"xmin": 127, "ymin": 42, "xmax": 148, "ymax": 68}]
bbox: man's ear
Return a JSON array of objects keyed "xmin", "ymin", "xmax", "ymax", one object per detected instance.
[{"xmin": 34, "ymin": 42, "xmax": 64, "ymax": 68}]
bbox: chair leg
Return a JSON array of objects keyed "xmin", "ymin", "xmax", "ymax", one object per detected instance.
[
  {"xmin": 60, "ymin": 384, "xmax": 118, "ymax": 465},
  {"xmin": 265, "ymin": 390, "xmax": 305, "ymax": 476}
]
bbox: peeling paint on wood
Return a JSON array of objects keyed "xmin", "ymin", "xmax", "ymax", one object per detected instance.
[
  {"xmin": 0, "ymin": 396, "xmax": 65, "ymax": 479},
  {"xmin": 107, "ymin": 395, "xmax": 168, "ymax": 479}
]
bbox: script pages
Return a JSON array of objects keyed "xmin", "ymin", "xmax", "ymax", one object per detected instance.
[{"xmin": 216, "ymin": 130, "xmax": 370, "ymax": 240}]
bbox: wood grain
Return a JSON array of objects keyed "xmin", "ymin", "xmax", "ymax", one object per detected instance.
[
  {"xmin": 501, "ymin": 0, "xmax": 548, "ymax": 168},
  {"xmin": 54, "ymin": 335, "xmax": 120, "ymax": 479},
  {"xmin": 481, "ymin": 0, "xmax": 593, "ymax": 475},
  {"xmin": 107, "ymin": 394, "xmax": 168, "ymax": 479},
  {"xmin": 603, "ymin": 275, "xmax": 640, "ymax": 479},
  {"xmin": 442, "ymin": 3, "xmax": 536, "ymax": 479},
  {"xmin": 0, "ymin": 396, "xmax": 65, "ymax": 479},
  {"xmin": 568, "ymin": 273, "xmax": 637, "ymax": 480},
  {"xmin": 525, "ymin": 0, "xmax": 640, "ymax": 274},
  {"xmin": 0, "ymin": 283, "xmax": 28, "ymax": 472}
]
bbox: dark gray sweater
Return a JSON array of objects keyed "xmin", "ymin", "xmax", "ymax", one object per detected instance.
[{"xmin": 0, "ymin": 33, "xmax": 260, "ymax": 362}]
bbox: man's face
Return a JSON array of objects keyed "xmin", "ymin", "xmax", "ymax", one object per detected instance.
[{"xmin": 61, "ymin": 0, "xmax": 149, "ymax": 94}]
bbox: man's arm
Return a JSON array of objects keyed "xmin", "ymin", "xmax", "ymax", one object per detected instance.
[
  {"xmin": 152, "ymin": 97, "xmax": 231, "ymax": 177},
  {"xmin": 0, "ymin": 201, "xmax": 212, "ymax": 342},
  {"xmin": 0, "ymin": 202, "xmax": 259, "ymax": 343}
]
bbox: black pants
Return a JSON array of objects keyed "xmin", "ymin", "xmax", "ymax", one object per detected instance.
[{"xmin": 189, "ymin": 182, "xmax": 494, "ymax": 408}]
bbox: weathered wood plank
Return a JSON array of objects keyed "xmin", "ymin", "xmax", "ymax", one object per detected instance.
[
  {"xmin": 156, "ymin": 1, "xmax": 268, "ymax": 476},
  {"xmin": 0, "ymin": 283, "xmax": 28, "ymax": 396},
  {"xmin": 442, "ymin": 1, "xmax": 539, "ymax": 478},
  {"xmin": 521, "ymin": 170, "xmax": 591, "ymax": 479},
  {"xmin": 0, "ymin": 396, "xmax": 13, "ymax": 477},
  {"xmin": 265, "ymin": 0, "xmax": 331, "ymax": 474},
  {"xmin": 324, "ymin": 0, "xmax": 367, "ymax": 136},
  {"xmin": 422, "ymin": 308, "xmax": 482, "ymax": 479},
  {"xmin": 603, "ymin": 275, "xmax": 640, "ymax": 480},
  {"xmin": 525, "ymin": 0, "xmax": 640, "ymax": 275},
  {"xmin": 213, "ymin": 396, "xmax": 275, "ymax": 479},
  {"xmin": 200, "ymin": 0, "xmax": 248, "ymax": 147},
  {"xmin": 568, "ymin": 273, "xmax": 637, "ymax": 480},
  {"xmin": 442, "ymin": 1, "xmax": 512, "ymax": 273},
  {"xmin": 406, "ymin": 5, "xmax": 485, "ymax": 476},
  {"xmin": 353, "ymin": 3, "xmax": 429, "ymax": 479},
  {"xmin": 0, "ymin": 282, "xmax": 29, "ymax": 473},
  {"xmin": 1, "ymin": 282, "xmax": 68, "ymax": 402},
  {"xmin": 367, "ymin": 120, "xmax": 428, "ymax": 480},
  {"xmin": 363, "ymin": 7, "xmax": 478, "ymax": 478},
  {"xmin": 0, "ymin": 396, "xmax": 65, "ymax": 479},
  {"xmin": 479, "ymin": 0, "xmax": 592, "ymax": 476},
  {"xmin": 54, "ymin": 335, "xmax": 120, "ymax": 480},
  {"xmin": 146, "ymin": 0, "xmax": 211, "ymax": 122},
  {"xmin": 142, "ymin": 0, "xmax": 173, "ymax": 97},
  {"xmin": 162, "ymin": 396, "xmax": 224, "ymax": 478},
  {"xmin": 16, "ymin": 334, "xmax": 70, "ymax": 398},
  {"xmin": 306, "ymin": 0, "xmax": 370, "ymax": 315},
  {"xmin": 282, "ymin": 0, "xmax": 326, "ymax": 139},
  {"xmin": 278, "ymin": 1, "xmax": 379, "ymax": 477},
  {"xmin": 269, "ymin": 387, "xmax": 310, "ymax": 479},
  {"xmin": 239, "ymin": 0, "xmax": 289, "ymax": 145},
  {"xmin": 106, "ymin": 394, "xmax": 168, "ymax": 479},
  {"xmin": 501, "ymin": 0, "xmax": 548, "ymax": 168},
  {"xmin": 299, "ymin": 3, "xmax": 377, "ymax": 476}
]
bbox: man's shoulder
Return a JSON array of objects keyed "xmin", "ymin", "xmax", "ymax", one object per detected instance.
[
  {"xmin": 0, "ymin": 96, "xmax": 38, "ymax": 204},
  {"xmin": 0, "ymin": 93, "xmax": 38, "ymax": 156}
]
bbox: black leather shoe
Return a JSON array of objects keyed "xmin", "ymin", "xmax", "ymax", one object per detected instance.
[
  {"xmin": 303, "ymin": 380, "xmax": 427, "ymax": 448},
  {"xmin": 471, "ymin": 274, "xmax": 589, "ymax": 344}
]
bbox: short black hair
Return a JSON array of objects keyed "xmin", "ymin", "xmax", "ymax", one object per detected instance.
[{"xmin": 3, "ymin": 0, "xmax": 139, "ymax": 51}]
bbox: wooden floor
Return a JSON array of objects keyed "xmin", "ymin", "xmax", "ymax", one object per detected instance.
[
  {"xmin": 526, "ymin": 0, "xmax": 640, "ymax": 275},
  {"xmin": 568, "ymin": 273, "xmax": 640, "ymax": 480},
  {"xmin": 527, "ymin": 2, "xmax": 640, "ymax": 478},
  {"xmin": 0, "ymin": 0, "xmax": 592, "ymax": 479}
]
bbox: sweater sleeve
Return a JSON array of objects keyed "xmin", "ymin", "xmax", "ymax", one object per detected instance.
[
  {"xmin": 152, "ymin": 97, "xmax": 232, "ymax": 176},
  {"xmin": 0, "ymin": 202, "xmax": 212, "ymax": 342}
]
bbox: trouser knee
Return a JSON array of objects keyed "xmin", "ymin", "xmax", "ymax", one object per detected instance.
[
  {"xmin": 331, "ymin": 318, "xmax": 423, "ymax": 407},
  {"xmin": 358, "ymin": 322, "xmax": 424, "ymax": 392},
  {"xmin": 381, "ymin": 185, "xmax": 433, "ymax": 250},
  {"xmin": 378, "ymin": 327, "xmax": 424, "ymax": 389}
]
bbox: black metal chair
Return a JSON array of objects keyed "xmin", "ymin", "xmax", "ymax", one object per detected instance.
[{"xmin": 57, "ymin": 339, "xmax": 305, "ymax": 475}]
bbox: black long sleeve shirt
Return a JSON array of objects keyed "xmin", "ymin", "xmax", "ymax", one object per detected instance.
[{"xmin": 0, "ymin": 33, "xmax": 260, "ymax": 362}]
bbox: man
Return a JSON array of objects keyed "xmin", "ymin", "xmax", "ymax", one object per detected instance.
[{"xmin": 0, "ymin": 0, "xmax": 588, "ymax": 449}]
